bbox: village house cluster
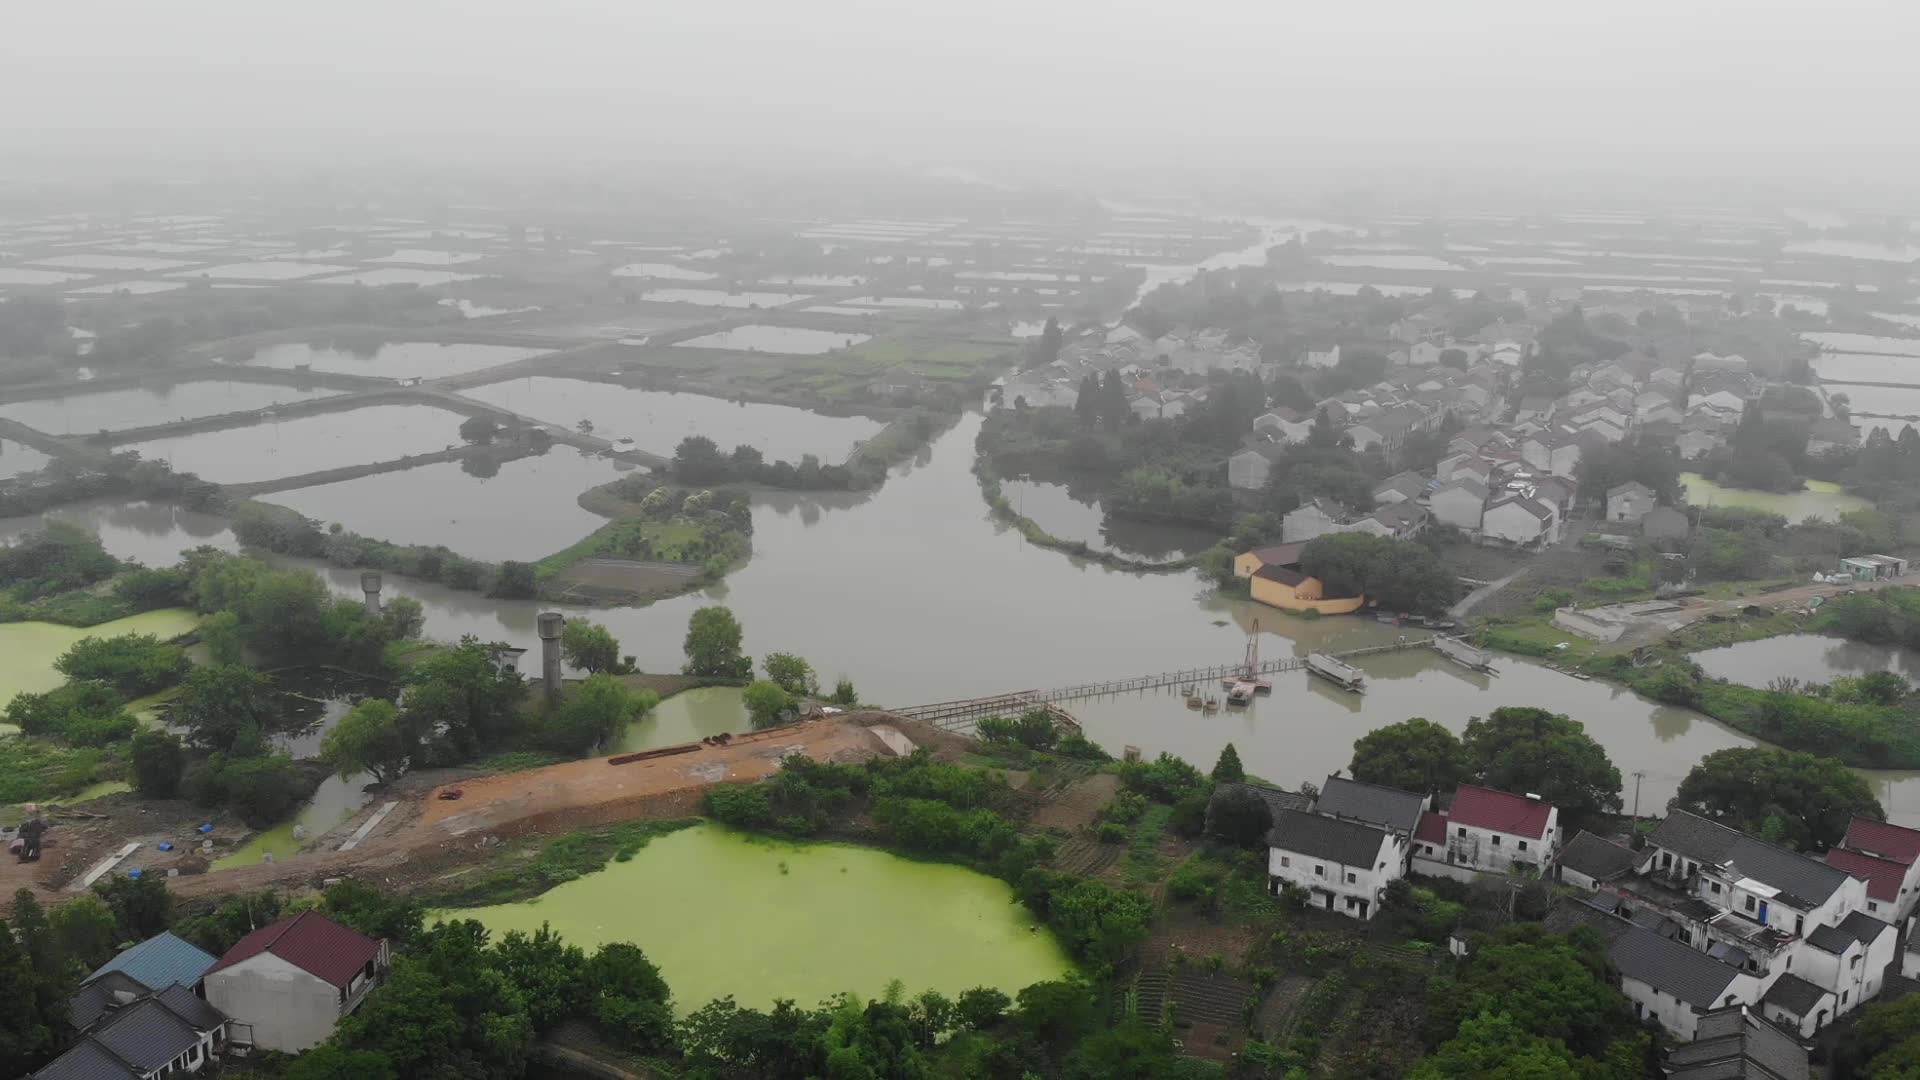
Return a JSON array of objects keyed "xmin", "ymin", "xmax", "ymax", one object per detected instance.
[
  {"xmin": 1219, "ymin": 770, "xmax": 1920, "ymax": 1066},
  {"xmin": 30, "ymin": 910, "xmax": 389, "ymax": 1080}
]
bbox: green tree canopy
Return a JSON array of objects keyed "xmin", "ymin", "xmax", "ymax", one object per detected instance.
[
  {"xmin": 1673, "ymin": 747, "xmax": 1884, "ymax": 850},
  {"xmin": 537, "ymin": 675, "xmax": 655, "ymax": 755},
  {"xmin": 402, "ymin": 637, "xmax": 527, "ymax": 760},
  {"xmin": 1463, "ymin": 707, "xmax": 1622, "ymax": 828},
  {"xmin": 1208, "ymin": 785, "xmax": 1273, "ymax": 847},
  {"xmin": 1211, "ymin": 742, "xmax": 1246, "ymax": 783},
  {"xmin": 743, "ymin": 680, "xmax": 793, "ymax": 729},
  {"xmin": 684, "ymin": 605, "xmax": 751, "ymax": 678},
  {"xmin": 1300, "ymin": 532, "xmax": 1459, "ymax": 613},
  {"xmin": 130, "ymin": 729, "xmax": 186, "ymax": 797},
  {"xmin": 322, "ymin": 699, "xmax": 424, "ymax": 786},
  {"xmin": 54, "ymin": 633, "xmax": 190, "ymax": 696},
  {"xmin": 560, "ymin": 620, "xmax": 622, "ymax": 675},
  {"xmin": 1349, "ymin": 717, "xmax": 1470, "ymax": 794},
  {"xmin": 763, "ymin": 653, "xmax": 818, "ymax": 698},
  {"xmin": 166, "ymin": 663, "xmax": 279, "ymax": 756}
]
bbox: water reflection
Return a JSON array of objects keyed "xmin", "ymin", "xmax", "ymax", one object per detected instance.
[
  {"xmin": 0, "ymin": 498, "xmax": 236, "ymax": 566},
  {"xmin": 1000, "ymin": 476, "xmax": 1217, "ymax": 561},
  {"xmin": 1692, "ymin": 634, "xmax": 1920, "ymax": 687}
]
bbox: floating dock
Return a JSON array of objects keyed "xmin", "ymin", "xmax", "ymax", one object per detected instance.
[
  {"xmin": 1305, "ymin": 653, "xmax": 1365, "ymax": 692},
  {"xmin": 1431, "ymin": 636, "xmax": 1498, "ymax": 674}
]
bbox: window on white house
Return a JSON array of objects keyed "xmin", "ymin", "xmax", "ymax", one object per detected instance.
[
  {"xmin": 1710, "ymin": 882, "xmax": 1721, "ymax": 894},
  {"xmin": 1281, "ymin": 856, "xmax": 1290, "ymax": 868},
  {"xmin": 1457, "ymin": 827, "xmax": 1467, "ymax": 837},
  {"xmin": 1844, "ymin": 990, "xmax": 1850, "ymax": 1004},
  {"xmin": 1852, "ymin": 956, "xmax": 1862, "ymax": 969},
  {"xmin": 1491, "ymin": 835, "xmax": 1502, "ymax": 847},
  {"xmin": 1744, "ymin": 895, "xmax": 1756, "ymax": 913},
  {"xmin": 1346, "ymin": 871, "xmax": 1357, "ymax": 884},
  {"xmin": 1871, "ymin": 902, "xmax": 1880, "ymax": 912},
  {"xmin": 1315, "ymin": 864, "xmax": 1325, "ymax": 876}
]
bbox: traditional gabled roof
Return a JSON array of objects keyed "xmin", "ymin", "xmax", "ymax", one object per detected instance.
[
  {"xmin": 85, "ymin": 932, "xmax": 216, "ymax": 997},
  {"xmin": 1557, "ymin": 830, "xmax": 1643, "ymax": 883},
  {"xmin": 1487, "ymin": 495, "xmax": 1554, "ymax": 522},
  {"xmin": 1210, "ymin": 782, "xmax": 1311, "ymax": 832},
  {"xmin": 1314, "ymin": 776, "xmax": 1426, "ymax": 835},
  {"xmin": 68, "ymin": 971, "xmax": 149, "ymax": 1032},
  {"xmin": 1268, "ymin": 808, "xmax": 1393, "ymax": 868},
  {"xmin": 1608, "ymin": 480, "xmax": 1654, "ymax": 500},
  {"xmin": 206, "ymin": 910, "xmax": 381, "ymax": 990},
  {"xmin": 1242, "ymin": 543, "xmax": 1304, "ymax": 568},
  {"xmin": 1611, "ymin": 926, "xmax": 1744, "ymax": 1009},
  {"xmin": 1254, "ymin": 565, "xmax": 1307, "ymax": 587},
  {"xmin": 1825, "ymin": 847, "xmax": 1905, "ymax": 902},
  {"xmin": 1761, "ymin": 973, "xmax": 1831, "ymax": 1017},
  {"xmin": 1843, "ymin": 817, "xmax": 1920, "ymax": 865},
  {"xmin": 1447, "ymin": 784, "xmax": 1553, "ymax": 839},
  {"xmin": 1648, "ymin": 810, "xmax": 1852, "ymax": 910},
  {"xmin": 1670, "ymin": 1007, "xmax": 1810, "ymax": 1080},
  {"xmin": 1415, "ymin": 811, "xmax": 1449, "ymax": 845},
  {"xmin": 30, "ymin": 1038, "xmax": 141, "ymax": 1080}
]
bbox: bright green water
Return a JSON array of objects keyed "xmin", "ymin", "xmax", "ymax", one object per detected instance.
[
  {"xmin": 211, "ymin": 772, "xmax": 372, "ymax": 869},
  {"xmin": 611, "ymin": 687, "xmax": 748, "ymax": 753},
  {"xmin": 1680, "ymin": 473, "xmax": 1870, "ymax": 523},
  {"xmin": 0, "ymin": 609, "xmax": 200, "ymax": 710},
  {"xmin": 446, "ymin": 825, "xmax": 1072, "ymax": 1013}
]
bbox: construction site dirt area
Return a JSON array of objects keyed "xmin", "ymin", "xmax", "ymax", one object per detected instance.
[{"xmin": 23, "ymin": 716, "xmax": 906, "ymax": 905}]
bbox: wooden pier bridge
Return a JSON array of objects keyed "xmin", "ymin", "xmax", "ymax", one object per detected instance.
[{"xmin": 893, "ymin": 636, "xmax": 1445, "ymax": 729}]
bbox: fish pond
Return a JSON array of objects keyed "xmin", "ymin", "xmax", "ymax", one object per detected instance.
[
  {"xmin": 244, "ymin": 341, "xmax": 547, "ymax": 380},
  {"xmin": 0, "ymin": 498, "xmax": 236, "ymax": 567},
  {"xmin": 1680, "ymin": 473, "xmax": 1869, "ymax": 522},
  {"xmin": 0, "ymin": 438, "xmax": 53, "ymax": 480},
  {"xmin": 0, "ymin": 380, "xmax": 342, "ymax": 434},
  {"xmin": 462, "ymin": 377, "xmax": 883, "ymax": 463},
  {"xmin": 1692, "ymin": 634, "xmax": 1920, "ymax": 688},
  {"xmin": 0, "ymin": 609, "xmax": 199, "ymax": 710},
  {"xmin": 675, "ymin": 325, "xmax": 872, "ymax": 355},
  {"xmin": 447, "ymin": 824, "xmax": 1072, "ymax": 1013},
  {"xmin": 116, "ymin": 405, "xmax": 469, "ymax": 483},
  {"xmin": 266, "ymin": 447, "xmax": 628, "ymax": 562},
  {"xmin": 610, "ymin": 687, "xmax": 748, "ymax": 753}
]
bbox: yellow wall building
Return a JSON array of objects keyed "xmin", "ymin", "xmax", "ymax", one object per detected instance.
[{"xmin": 1249, "ymin": 565, "xmax": 1367, "ymax": 615}]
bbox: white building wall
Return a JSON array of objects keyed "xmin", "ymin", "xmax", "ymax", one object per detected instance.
[
  {"xmin": 1268, "ymin": 834, "xmax": 1405, "ymax": 920},
  {"xmin": 1481, "ymin": 503, "xmax": 1546, "ymax": 546},
  {"xmin": 1228, "ymin": 452, "xmax": 1272, "ymax": 492},
  {"xmin": 204, "ymin": 953, "xmax": 346, "ymax": 1054}
]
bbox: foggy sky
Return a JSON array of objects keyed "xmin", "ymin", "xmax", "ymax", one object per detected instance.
[{"xmin": 6, "ymin": 0, "xmax": 1917, "ymax": 188}]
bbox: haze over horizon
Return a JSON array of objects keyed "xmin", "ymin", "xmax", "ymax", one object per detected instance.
[{"xmin": 5, "ymin": 0, "xmax": 1919, "ymax": 201}]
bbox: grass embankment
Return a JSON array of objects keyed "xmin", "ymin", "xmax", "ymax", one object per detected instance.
[
  {"xmin": 427, "ymin": 818, "xmax": 701, "ymax": 908},
  {"xmin": 752, "ymin": 336, "xmax": 1010, "ymax": 404}
]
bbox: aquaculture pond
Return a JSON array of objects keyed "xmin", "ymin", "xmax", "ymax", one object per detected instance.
[
  {"xmin": 675, "ymin": 325, "xmax": 872, "ymax": 355},
  {"xmin": 0, "ymin": 609, "xmax": 199, "ymax": 709},
  {"xmin": 1691, "ymin": 634, "xmax": 1920, "ymax": 688},
  {"xmin": 462, "ymin": 377, "xmax": 883, "ymax": 463},
  {"xmin": 0, "ymin": 498, "xmax": 237, "ymax": 567},
  {"xmin": 115, "ymin": 404, "xmax": 469, "ymax": 483},
  {"xmin": 1679, "ymin": 473, "xmax": 1870, "ymax": 522},
  {"xmin": 266, "ymin": 447, "xmax": 629, "ymax": 562},
  {"xmin": 243, "ymin": 341, "xmax": 546, "ymax": 380},
  {"xmin": 0, "ymin": 380, "xmax": 341, "ymax": 434},
  {"xmin": 448, "ymin": 824, "xmax": 1072, "ymax": 1013},
  {"xmin": 0, "ymin": 438, "xmax": 53, "ymax": 480},
  {"xmin": 609, "ymin": 687, "xmax": 748, "ymax": 753},
  {"xmin": 1000, "ymin": 477, "xmax": 1219, "ymax": 561}
]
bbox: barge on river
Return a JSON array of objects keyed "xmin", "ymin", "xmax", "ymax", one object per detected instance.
[
  {"xmin": 1304, "ymin": 652, "xmax": 1365, "ymax": 693},
  {"xmin": 1431, "ymin": 636, "xmax": 1498, "ymax": 674}
]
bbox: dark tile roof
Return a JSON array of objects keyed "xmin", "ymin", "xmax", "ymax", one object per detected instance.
[
  {"xmin": 1267, "ymin": 807, "xmax": 1393, "ymax": 868},
  {"xmin": 1670, "ymin": 1007, "xmax": 1810, "ymax": 1080},
  {"xmin": 86, "ymin": 932, "xmax": 216, "ymax": 996},
  {"xmin": 30, "ymin": 1038, "xmax": 141, "ymax": 1080},
  {"xmin": 1761, "ymin": 973, "xmax": 1831, "ymax": 1017},
  {"xmin": 207, "ymin": 910, "xmax": 381, "ymax": 990},
  {"xmin": 68, "ymin": 971, "xmax": 150, "ymax": 1032},
  {"xmin": 1448, "ymin": 784, "xmax": 1553, "ymax": 839},
  {"xmin": 1826, "ymin": 847, "xmax": 1904, "ymax": 902},
  {"xmin": 1315, "ymin": 776, "xmax": 1426, "ymax": 835},
  {"xmin": 1254, "ymin": 565, "xmax": 1307, "ymax": 587},
  {"xmin": 1610, "ymin": 926, "xmax": 1743, "ymax": 1009},
  {"xmin": 1243, "ymin": 543, "xmax": 1304, "ymax": 568},
  {"xmin": 89, "ymin": 995, "xmax": 205, "ymax": 1072},
  {"xmin": 1844, "ymin": 817, "xmax": 1920, "ymax": 865},
  {"xmin": 153, "ymin": 984, "xmax": 224, "ymax": 1032},
  {"xmin": 1608, "ymin": 481, "xmax": 1654, "ymax": 499},
  {"xmin": 1648, "ymin": 811, "xmax": 1850, "ymax": 909},
  {"xmin": 1557, "ymin": 830, "xmax": 1643, "ymax": 883},
  {"xmin": 1840, "ymin": 910, "xmax": 1892, "ymax": 948}
]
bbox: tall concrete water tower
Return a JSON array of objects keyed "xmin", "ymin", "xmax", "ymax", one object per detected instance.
[
  {"xmin": 537, "ymin": 612, "xmax": 566, "ymax": 704},
  {"xmin": 360, "ymin": 572, "xmax": 382, "ymax": 616}
]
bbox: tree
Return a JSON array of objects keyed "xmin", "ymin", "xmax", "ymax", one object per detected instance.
[
  {"xmin": 538, "ymin": 675, "xmax": 655, "ymax": 755},
  {"xmin": 216, "ymin": 754, "xmax": 303, "ymax": 827},
  {"xmin": 672, "ymin": 435, "xmax": 733, "ymax": 484},
  {"xmin": 319, "ymin": 879, "xmax": 425, "ymax": 946},
  {"xmin": 493, "ymin": 924, "xmax": 586, "ymax": 1034},
  {"xmin": 402, "ymin": 637, "xmax": 528, "ymax": 759},
  {"xmin": 168, "ymin": 663, "xmax": 279, "ymax": 755},
  {"xmin": 1211, "ymin": 743, "xmax": 1246, "ymax": 783},
  {"xmin": 323, "ymin": 699, "xmax": 421, "ymax": 786},
  {"xmin": 1673, "ymin": 747, "xmax": 1883, "ymax": 850},
  {"xmin": 458, "ymin": 415, "xmax": 501, "ymax": 445},
  {"xmin": 1463, "ymin": 707, "xmax": 1622, "ymax": 829},
  {"xmin": 1208, "ymin": 785, "xmax": 1273, "ymax": 847},
  {"xmin": 54, "ymin": 633, "xmax": 190, "ymax": 695},
  {"xmin": 379, "ymin": 596, "xmax": 426, "ymax": 641},
  {"xmin": 560, "ymin": 620, "xmax": 622, "ymax": 675},
  {"xmin": 1300, "ymin": 532, "xmax": 1458, "ymax": 613},
  {"xmin": 586, "ymin": 942, "xmax": 675, "ymax": 1052},
  {"xmin": 763, "ymin": 653, "xmax": 818, "ymax": 698},
  {"xmin": 0, "ymin": 916, "xmax": 56, "ymax": 1073},
  {"xmin": 829, "ymin": 678, "xmax": 859, "ymax": 707},
  {"xmin": 743, "ymin": 680, "xmax": 793, "ymax": 729},
  {"xmin": 48, "ymin": 896, "xmax": 120, "ymax": 973},
  {"xmin": 1413, "ymin": 1014, "xmax": 1586, "ymax": 1080},
  {"xmin": 1423, "ymin": 926, "xmax": 1646, "ymax": 1070},
  {"xmin": 1349, "ymin": 718, "xmax": 1470, "ymax": 794},
  {"xmin": 92, "ymin": 874, "xmax": 173, "ymax": 941},
  {"xmin": 1073, "ymin": 373, "xmax": 1099, "ymax": 426},
  {"xmin": 284, "ymin": 1047, "xmax": 399, "ymax": 1080},
  {"xmin": 491, "ymin": 561, "xmax": 536, "ymax": 599},
  {"xmin": 1037, "ymin": 316, "xmax": 1063, "ymax": 366},
  {"xmin": 130, "ymin": 729, "xmax": 187, "ymax": 797},
  {"xmin": 684, "ymin": 606, "xmax": 751, "ymax": 678}
]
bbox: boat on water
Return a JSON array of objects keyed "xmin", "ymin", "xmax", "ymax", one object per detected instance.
[
  {"xmin": 1225, "ymin": 680, "xmax": 1256, "ymax": 706},
  {"xmin": 1202, "ymin": 696, "xmax": 1221, "ymax": 714},
  {"xmin": 1304, "ymin": 652, "xmax": 1365, "ymax": 693}
]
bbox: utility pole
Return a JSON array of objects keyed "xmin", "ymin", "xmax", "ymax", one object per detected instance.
[{"xmin": 1631, "ymin": 770, "xmax": 1646, "ymax": 821}]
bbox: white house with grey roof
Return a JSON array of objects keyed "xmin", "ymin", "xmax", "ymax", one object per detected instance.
[
  {"xmin": 1266, "ymin": 807, "xmax": 1406, "ymax": 920},
  {"xmin": 32, "ymin": 984, "xmax": 227, "ymax": 1080},
  {"xmin": 1611, "ymin": 924, "xmax": 1765, "ymax": 1040},
  {"xmin": 1557, "ymin": 830, "xmax": 1649, "ymax": 890},
  {"xmin": 1667, "ymin": 1006, "xmax": 1810, "ymax": 1080}
]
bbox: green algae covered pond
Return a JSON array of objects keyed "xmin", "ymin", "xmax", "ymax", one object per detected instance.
[
  {"xmin": 445, "ymin": 824, "xmax": 1072, "ymax": 1012},
  {"xmin": 1680, "ymin": 472, "xmax": 1870, "ymax": 523},
  {"xmin": 0, "ymin": 608, "xmax": 200, "ymax": 715}
]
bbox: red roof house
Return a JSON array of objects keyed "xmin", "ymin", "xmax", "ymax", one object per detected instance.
[
  {"xmin": 1826, "ymin": 847, "xmax": 1904, "ymax": 905},
  {"xmin": 1843, "ymin": 817, "xmax": 1920, "ymax": 866},
  {"xmin": 1447, "ymin": 784, "xmax": 1555, "ymax": 840},
  {"xmin": 202, "ymin": 911, "xmax": 389, "ymax": 1054}
]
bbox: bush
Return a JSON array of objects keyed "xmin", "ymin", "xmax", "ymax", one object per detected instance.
[
  {"xmin": 55, "ymin": 633, "xmax": 191, "ymax": 696},
  {"xmin": 1118, "ymin": 752, "xmax": 1209, "ymax": 803}
]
